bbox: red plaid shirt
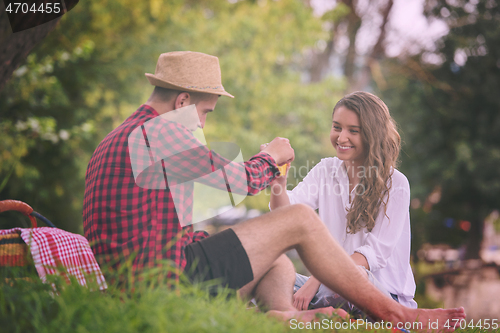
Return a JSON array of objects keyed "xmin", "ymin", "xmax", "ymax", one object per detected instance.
[{"xmin": 83, "ymin": 104, "xmax": 278, "ymax": 280}]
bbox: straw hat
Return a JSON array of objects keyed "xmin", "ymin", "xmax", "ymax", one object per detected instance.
[{"xmin": 145, "ymin": 51, "xmax": 234, "ymax": 98}]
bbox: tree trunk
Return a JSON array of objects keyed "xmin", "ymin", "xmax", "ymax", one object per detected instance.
[
  {"xmin": 349, "ymin": 0, "xmax": 393, "ymax": 92},
  {"xmin": 309, "ymin": 22, "xmax": 338, "ymax": 83},
  {"xmin": 0, "ymin": 4, "xmax": 61, "ymax": 92},
  {"xmin": 343, "ymin": 0, "xmax": 361, "ymax": 91},
  {"xmin": 464, "ymin": 216, "xmax": 484, "ymax": 260}
]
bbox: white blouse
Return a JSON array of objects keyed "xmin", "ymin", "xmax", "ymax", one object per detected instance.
[{"xmin": 280, "ymin": 157, "xmax": 417, "ymax": 308}]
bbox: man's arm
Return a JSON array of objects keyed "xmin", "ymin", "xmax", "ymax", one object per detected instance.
[{"xmin": 131, "ymin": 118, "xmax": 293, "ymax": 195}]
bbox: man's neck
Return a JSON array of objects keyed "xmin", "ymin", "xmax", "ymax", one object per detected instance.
[{"xmin": 144, "ymin": 100, "xmax": 174, "ymax": 115}]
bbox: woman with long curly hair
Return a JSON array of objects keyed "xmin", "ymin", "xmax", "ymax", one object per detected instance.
[{"xmin": 269, "ymin": 91, "xmax": 417, "ymax": 313}]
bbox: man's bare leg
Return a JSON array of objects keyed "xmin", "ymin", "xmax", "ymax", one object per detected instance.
[
  {"xmin": 232, "ymin": 204, "xmax": 465, "ymax": 331},
  {"xmin": 239, "ymin": 254, "xmax": 295, "ymax": 311},
  {"xmin": 238, "ymin": 254, "xmax": 342, "ymax": 321}
]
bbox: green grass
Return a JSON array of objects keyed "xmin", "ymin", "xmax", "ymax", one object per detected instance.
[
  {"xmin": 0, "ymin": 267, "xmax": 488, "ymax": 333},
  {"xmin": 0, "ymin": 268, "xmax": 287, "ymax": 333}
]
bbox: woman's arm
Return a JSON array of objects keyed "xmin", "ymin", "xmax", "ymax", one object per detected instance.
[
  {"xmin": 351, "ymin": 252, "xmax": 369, "ymax": 270},
  {"xmin": 261, "ymin": 141, "xmax": 291, "ymax": 210},
  {"xmin": 269, "ymin": 165, "xmax": 291, "ymax": 210},
  {"xmin": 293, "ymin": 276, "xmax": 321, "ymax": 310},
  {"xmin": 353, "ymin": 179, "xmax": 411, "ymax": 273},
  {"xmin": 269, "ymin": 158, "xmax": 328, "ymax": 212}
]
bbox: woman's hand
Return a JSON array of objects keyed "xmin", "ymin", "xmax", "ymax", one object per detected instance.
[
  {"xmin": 292, "ymin": 276, "xmax": 321, "ymax": 310},
  {"xmin": 263, "ymin": 141, "xmax": 292, "ymax": 209},
  {"xmin": 271, "ymin": 162, "xmax": 290, "ymax": 186}
]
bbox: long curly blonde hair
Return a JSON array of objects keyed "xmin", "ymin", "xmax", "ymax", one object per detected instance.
[{"xmin": 333, "ymin": 92, "xmax": 401, "ymax": 234}]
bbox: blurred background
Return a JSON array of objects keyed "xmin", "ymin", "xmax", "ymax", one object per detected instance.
[{"xmin": 1, "ymin": 0, "xmax": 499, "ymax": 321}]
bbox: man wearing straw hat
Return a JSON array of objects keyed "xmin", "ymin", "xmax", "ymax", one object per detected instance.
[{"xmin": 84, "ymin": 51, "xmax": 465, "ymax": 327}]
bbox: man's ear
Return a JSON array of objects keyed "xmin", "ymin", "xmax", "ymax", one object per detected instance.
[{"xmin": 174, "ymin": 92, "xmax": 191, "ymax": 110}]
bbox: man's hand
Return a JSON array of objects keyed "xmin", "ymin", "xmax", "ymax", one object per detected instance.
[
  {"xmin": 261, "ymin": 140, "xmax": 290, "ymax": 187},
  {"xmin": 293, "ymin": 276, "xmax": 320, "ymax": 311},
  {"xmin": 261, "ymin": 137, "xmax": 294, "ymax": 166}
]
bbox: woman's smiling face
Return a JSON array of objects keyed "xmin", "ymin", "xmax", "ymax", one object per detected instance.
[{"xmin": 330, "ymin": 106, "xmax": 366, "ymax": 167}]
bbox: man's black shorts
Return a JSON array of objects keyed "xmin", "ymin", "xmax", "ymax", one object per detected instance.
[{"xmin": 184, "ymin": 228, "xmax": 254, "ymax": 292}]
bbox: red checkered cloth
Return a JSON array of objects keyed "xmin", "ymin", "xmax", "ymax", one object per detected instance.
[{"xmin": 0, "ymin": 227, "xmax": 107, "ymax": 290}]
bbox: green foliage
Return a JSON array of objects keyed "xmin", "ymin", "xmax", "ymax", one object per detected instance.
[
  {"xmin": 0, "ymin": 43, "xmax": 99, "ymax": 232},
  {"xmin": 379, "ymin": 0, "xmax": 500, "ymax": 257},
  {"xmin": 321, "ymin": 2, "xmax": 350, "ymax": 23},
  {"xmin": 1, "ymin": 0, "xmax": 343, "ymax": 231}
]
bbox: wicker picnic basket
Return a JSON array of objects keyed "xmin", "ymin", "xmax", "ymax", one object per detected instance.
[{"xmin": 0, "ymin": 200, "xmax": 55, "ymax": 275}]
